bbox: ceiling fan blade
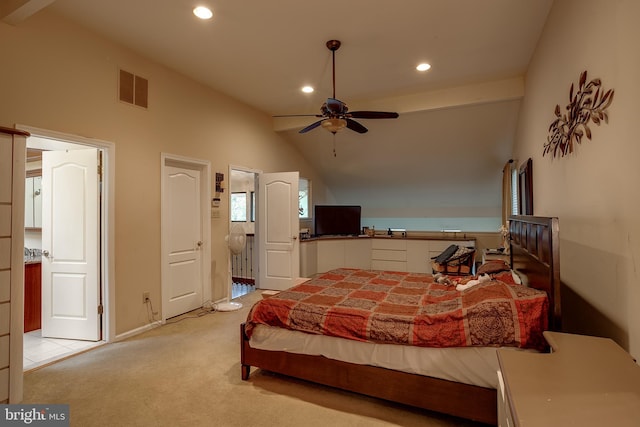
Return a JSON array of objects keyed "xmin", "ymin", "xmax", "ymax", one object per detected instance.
[
  {"xmin": 299, "ymin": 120, "xmax": 324, "ymax": 134},
  {"xmin": 346, "ymin": 118, "xmax": 368, "ymax": 134},
  {"xmin": 349, "ymin": 111, "xmax": 399, "ymax": 119},
  {"xmin": 273, "ymin": 114, "xmax": 322, "ymax": 118}
]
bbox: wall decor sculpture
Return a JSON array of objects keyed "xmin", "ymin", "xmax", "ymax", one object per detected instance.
[{"xmin": 544, "ymin": 70, "xmax": 614, "ymax": 158}]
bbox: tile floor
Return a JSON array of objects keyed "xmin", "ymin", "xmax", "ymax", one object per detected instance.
[{"xmin": 23, "ymin": 330, "xmax": 103, "ymax": 371}]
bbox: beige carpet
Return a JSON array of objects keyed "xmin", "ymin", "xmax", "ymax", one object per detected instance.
[{"xmin": 23, "ymin": 291, "xmax": 485, "ymax": 427}]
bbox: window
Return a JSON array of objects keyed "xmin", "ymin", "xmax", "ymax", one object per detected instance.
[
  {"xmin": 511, "ymin": 167, "xmax": 519, "ymax": 215},
  {"xmin": 299, "ymin": 178, "xmax": 311, "ymax": 219},
  {"xmin": 231, "ymin": 192, "xmax": 247, "ymax": 222}
]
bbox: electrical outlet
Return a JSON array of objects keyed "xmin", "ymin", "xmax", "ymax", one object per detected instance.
[{"xmin": 143, "ymin": 292, "xmax": 150, "ymax": 303}]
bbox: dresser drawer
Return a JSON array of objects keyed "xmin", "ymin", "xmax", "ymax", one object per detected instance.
[
  {"xmin": 371, "ymin": 249, "xmax": 406, "ymax": 262},
  {"xmin": 371, "ymin": 239, "xmax": 407, "ymax": 250},
  {"xmin": 371, "ymin": 260, "xmax": 407, "ymax": 272}
]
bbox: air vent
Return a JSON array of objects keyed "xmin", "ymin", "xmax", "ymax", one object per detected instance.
[{"xmin": 119, "ymin": 69, "xmax": 148, "ymax": 108}]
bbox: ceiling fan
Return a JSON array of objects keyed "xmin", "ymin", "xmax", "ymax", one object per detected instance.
[{"xmin": 276, "ymin": 40, "xmax": 399, "ymax": 134}]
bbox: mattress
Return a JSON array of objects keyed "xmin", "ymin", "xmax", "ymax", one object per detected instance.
[{"xmin": 249, "ymin": 323, "xmax": 533, "ymax": 389}]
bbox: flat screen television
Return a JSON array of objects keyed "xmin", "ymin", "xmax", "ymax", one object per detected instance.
[{"xmin": 314, "ymin": 205, "xmax": 361, "ymax": 237}]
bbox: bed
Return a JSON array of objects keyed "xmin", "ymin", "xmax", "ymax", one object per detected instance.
[{"xmin": 240, "ymin": 215, "xmax": 561, "ymax": 425}]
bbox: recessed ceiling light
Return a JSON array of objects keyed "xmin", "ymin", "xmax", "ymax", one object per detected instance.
[
  {"xmin": 301, "ymin": 86, "xmax": 314, "ymax": 93},
  {"xmin": 193, "ymin": 6, "xmax": 213, "ymax": 20},
  {"xmin": 416, "ymin": 63, "xmax": 431, "ymax": 72}
]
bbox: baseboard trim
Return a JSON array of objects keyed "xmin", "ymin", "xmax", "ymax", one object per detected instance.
[{"xmin": 114, "ymin": 320, "xmax": 162, "ymax": 342}]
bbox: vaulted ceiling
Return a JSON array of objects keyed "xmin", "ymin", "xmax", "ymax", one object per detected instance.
[{"xmin": 6, "ymin": 0, "xmax": 554, "ymax": 212}]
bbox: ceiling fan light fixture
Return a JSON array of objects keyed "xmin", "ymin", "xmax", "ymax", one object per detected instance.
[{"xmin": 321, "ymin": 118, "xmax": 347, "ymax": 133}]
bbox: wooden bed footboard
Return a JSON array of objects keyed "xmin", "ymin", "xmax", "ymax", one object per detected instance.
[{"xmin": 241, "ymin": 323, "xmax": 497, "ymax": 425}]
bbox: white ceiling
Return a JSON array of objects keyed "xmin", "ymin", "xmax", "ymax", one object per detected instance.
[{"xmin": 19, "ymin": 0, "xmax": 554, "ymax": 210}]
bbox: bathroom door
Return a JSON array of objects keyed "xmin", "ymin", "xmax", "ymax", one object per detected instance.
[{"xmin": 41, "ymin": 148, "xmax": 100, "ymax": 341}]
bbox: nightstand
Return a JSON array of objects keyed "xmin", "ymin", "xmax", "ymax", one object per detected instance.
[
  {"xmin": 497, "ymin": 332, "xmax": 640, "ymax": 427},
  {"xmin": 482, "ymin": 248, "xmax": 510, "ymax": 265}
]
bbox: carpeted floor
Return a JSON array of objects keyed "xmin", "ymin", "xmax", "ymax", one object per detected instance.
[{"xmin": 23, "ymin": 291, "xmax": 485, "ymax": 427}]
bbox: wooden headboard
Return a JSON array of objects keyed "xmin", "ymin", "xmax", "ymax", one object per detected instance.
[{"xmin": 508, "ymin": 215, "xmax": 561, "ymax": 331}]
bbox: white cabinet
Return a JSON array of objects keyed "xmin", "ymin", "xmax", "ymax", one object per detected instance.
[
  {"xmin": 24, "ymin": 175, "xmax": 42, "ymax": 229},
  {"xmin": 406, "ymin": 240, "xmax": 431, "ymax": 273},
  {"xmin": 316, "ymin": 240, "xmax": 346, "ymax": 273},
  {"xmin": 371, "ymin": 239, "xmax": 407, "ymax": 271},
  {"xmin": 0, "ymin": 126, "xmax": 29, "ymax": 404},
  {"xmin": 303, "ymin": 238, "xmax": 371, "ymax": 276},
  {"xmin": 301, "ymin": 237, "xmax": 475, "ymax": 275},
  {"xmin": 497, "ymin": 332, "xmax": 640, "ymax": 426},
  {"xmin": 345, "ymin": 239, "xmax": 371, "ymax": 270},
  {"xmin": 300, "ymin": 240, "xmax": 317, "ymax": 278},
  {"xmin": 371, "ymin": 239, "xmax": 475, "ymax": 273}
]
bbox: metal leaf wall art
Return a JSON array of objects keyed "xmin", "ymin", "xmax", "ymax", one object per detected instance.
[{"xmin": 543, "ymin": 70, "xmax": 614, "ymax": 158}]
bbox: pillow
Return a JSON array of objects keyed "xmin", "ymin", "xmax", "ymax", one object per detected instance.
[{"xmin": 477, "ymin": 259, "xmax": 510, "ymax": 275}]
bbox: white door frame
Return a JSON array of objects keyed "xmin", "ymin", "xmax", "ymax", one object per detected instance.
[
  {"xmin": 18, "ymin": 125, "xmax": 116, "ymax": 342},
  {"xmin": 161, "ymin": 153, "xmax": 211, "ymax": 322},
  {"xmin": 9, "ymin": 124, "xmax": 115, "ymax": 403}
]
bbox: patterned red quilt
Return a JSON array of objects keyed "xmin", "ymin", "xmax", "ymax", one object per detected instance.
[{"xmin": 246, "ymin": 268, "xmax": 549, "ymax": 350}]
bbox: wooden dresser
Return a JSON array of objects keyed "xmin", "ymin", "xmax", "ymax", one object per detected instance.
[{"xmin": 497, "ymin": 331, "xmax": 640, "ymax": 427}]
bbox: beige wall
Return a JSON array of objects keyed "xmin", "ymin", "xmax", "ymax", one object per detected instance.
[
  {"xmin": 0, "ymin": 10, "xmax": 329, "ymax": 335},
  {"xmin": 513, "ymin": 0, "xmax": 640, "ymax": 358}
]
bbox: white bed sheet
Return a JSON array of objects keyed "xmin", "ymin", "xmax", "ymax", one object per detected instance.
[{"xmin": 250, "ymin": 324, "xmax": 532, "ymax": 389}]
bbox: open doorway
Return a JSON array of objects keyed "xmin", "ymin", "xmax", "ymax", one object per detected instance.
[
  {"xmin": 229, "ymin": 166, "xmax": 259, "ymax": 300},
  {"xmin": 228, "ymin": 167, "xmax": 305, "ymax": 296},
  {"xmin": 20, "ymin": 126, "xmax": 114, "ymax": 371}
]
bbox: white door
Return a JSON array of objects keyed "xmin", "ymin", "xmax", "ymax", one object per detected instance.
[
  {"xmin": 162, "ymin": 166, "xmax": 203, "ymax": 318},
  {"xmin": 41, "ymin": 149, "xmax": 100, "ymax": 341},
  {"xmin": 257, "ymin": 172, "xmax": 299, "ymax": 290}
]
